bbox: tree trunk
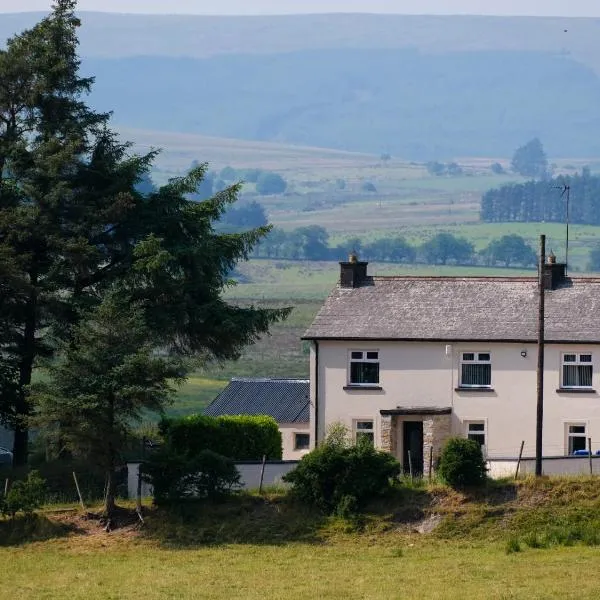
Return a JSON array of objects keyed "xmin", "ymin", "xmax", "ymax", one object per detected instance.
[
  {"xmin": 103, "ymin": 393, "xmax": 116, "ymax": 518},
  {"xmin": 103, "ymin": 468, "xmax": 117, "ymax": 518},
  {"xmin": 13, "ymin": 281, "xmax": 37, "ymax": 466}
]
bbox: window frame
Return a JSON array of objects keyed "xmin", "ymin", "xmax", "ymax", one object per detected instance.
[
  {"xmin": 348, "ymin": 349, "xmax": 380, "ymax": 387},
  {"xmin": 293, "ymin": 432, "xmax": 310, "ymax": 451},
  {"xmin": 352, "ymin": 419, "xmax": 375, "ymax": 445},
  {"xmin": 459, "ymin": 351, "xmax": 492, "ymax": 388},
  {"xmin": 561, "ymin": 353, "xmax": 593, "ymax": 389},
  {"xmin": 465, "ymin": 421, "xmax": 487, "ymax": 454},
  {"xmin": 566, "ymin": 422, "xmax": 588, "ymax": 455}
]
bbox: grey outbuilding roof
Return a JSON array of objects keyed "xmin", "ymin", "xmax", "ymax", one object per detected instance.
[
  {"xmin": 303, "ymin": 276, "xmax": 600, "ymax": 343},
  {"xmin": 204, "ymin": 378, "xmax": 310, "ymax": 423}
]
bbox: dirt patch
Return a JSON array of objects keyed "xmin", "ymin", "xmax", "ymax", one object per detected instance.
[
  {"xmin": 415, "ymin": 514, "xmax": 443, "ymax": 534},
  {"xmin": 45, "ymin": 506, "xmax": 144, "ymax": 539}
]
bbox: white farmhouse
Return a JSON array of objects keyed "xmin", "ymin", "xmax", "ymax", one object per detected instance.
[{"xmin": 303, "ymin": 255, "xmax": 600, "ymax": 475}]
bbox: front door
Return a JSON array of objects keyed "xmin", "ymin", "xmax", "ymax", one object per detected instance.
[{"xmin": 403, "ymin": 421, "xmax": 424, "ymax": 475}]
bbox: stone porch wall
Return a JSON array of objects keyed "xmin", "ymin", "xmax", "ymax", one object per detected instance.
[
  {"xmin": 380, "ymin": 413, "xmax": 451, "ymax": 477},
  {"xmin": 423, "ymin": 415, "xmax": 452, "ymax": 476},
  {"xmin": 380, "ymin": 414, "xmax": 394, "ymax": 454}
]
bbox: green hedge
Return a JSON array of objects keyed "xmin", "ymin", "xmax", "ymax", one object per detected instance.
[{"xmin": 160, "ymin": 415, "xmax": 282, "ymax": 461}]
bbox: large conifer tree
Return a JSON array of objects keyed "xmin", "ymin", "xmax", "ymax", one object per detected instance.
[{"xmin": 0, "ymin": 1, "xmax": 288, "ymax": 465}]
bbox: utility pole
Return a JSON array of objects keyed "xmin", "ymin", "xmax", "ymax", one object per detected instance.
[
  {"xmin": 564, "ymin": 185, "xmax": 570, "ymax": 276},
  {"xmin": 535, "ymin": 234, "xmax": 546, "ymax": 477}
]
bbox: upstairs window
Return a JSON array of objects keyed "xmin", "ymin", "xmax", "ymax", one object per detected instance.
[
  {"xmin": 562, "ymin": 353, "xmax": 593, "ymax": 388},
  {"xmin": 349, "ymin": 350, "xmax": 379, "ymax": 385},
  {"xmin": 460, "ymin": 352, "xmax": 491, "ymax": 388}
]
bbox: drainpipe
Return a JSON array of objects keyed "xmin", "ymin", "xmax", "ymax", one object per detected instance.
[{"xmin": 314, "ymin": 341, "xmax": 319, "ymax": 448}]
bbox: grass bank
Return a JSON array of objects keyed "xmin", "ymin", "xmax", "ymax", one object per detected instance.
[{"xmin": 2, "ymin": 478, "xmax": 600, "ymax": 599}]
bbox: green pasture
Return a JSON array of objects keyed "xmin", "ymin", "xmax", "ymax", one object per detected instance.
[
  {"xmin": 2, "ymin": 539, "xmax": 599, "ymax": 600},
  {"xmin": 3, "ymin": 477, "xmax": 600, "ymax": 599}
]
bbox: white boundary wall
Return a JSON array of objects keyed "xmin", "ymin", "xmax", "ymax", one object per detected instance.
[
  {"xmin": 127, "ymin": 460, "xmax": 299, "ymax": 499},
  {"xmin": 488, "ymin": 456, "xmax": 600, "ymax": 478}
]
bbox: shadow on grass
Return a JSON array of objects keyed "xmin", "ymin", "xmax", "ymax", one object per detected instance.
[
  {"xmin": 142, "ymin": 493, "xmax": 329, "ymax": 548},
  {"xmin": 0, "ymin": 513, "xmax": 81, "ymax": 547},
  {"xmin": 365, "ymin": 486, "xmax": 433, "ymax": 528},
  {"xmin": 461, "ymin": 480, "xmax": 518, "ymax": 505}
]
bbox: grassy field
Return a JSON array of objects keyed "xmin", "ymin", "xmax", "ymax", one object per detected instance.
[
  {"xmin": 121, "ymin": 127, "xmax": 600, "ymax": 271},
  {"xmin": 2, "ymin": 478, "xmax": 600, "ymax": 599},
  {"xmin": 168, "ymin": 298, "xmax": 320, "ymax": 416},
  {"xmin": 2, "ymin": 539, "xmax": 599, "ymax": 599}
]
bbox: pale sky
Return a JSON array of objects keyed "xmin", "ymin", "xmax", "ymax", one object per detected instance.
[{"xmin": 2, "ymin": 0, "xmax": 600, "ymax": 16}]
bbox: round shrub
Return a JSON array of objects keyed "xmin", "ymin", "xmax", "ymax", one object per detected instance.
[
  {"xmin": 256, "ymin": 172, "xmax": 287, "ymax": 195},
  {"xmin": 143, "ymin": 449, "xmax": 241, "ymax": 505},
  {"xmin": 283, "ymin": 437, "xmax": 400, "ymax": 514},
  {"xmin": 438, "ymin": 438, "xmax": 487, "ymax": 488},
  {"xmin": 361, "ymin": 181, "xmax": 377, "ymax": 192}
]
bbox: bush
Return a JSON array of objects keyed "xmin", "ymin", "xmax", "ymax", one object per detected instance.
[
  {"xmin": 1, "ymin": 471, "xmax": 46, "ymax": 517},
  {"xmin": 256, "ymin": 172, "xmax": 287, "ymax": 195},
  {"xmin": 160, "ymin": 414, "xmax": 282, "ymax": 461},
  {"xmin": 143, "ymin": 449, "xmax": 241, "ymax": 505},
  {"xmin": 438, "ymin": 438, "xmax": 487, "ymax": 488},
  {"xmin": 283, "ymin": 437, "xmax": 400, "ymax": 514},
  {"xmin": 361, "ymin": 181, "xmax": 377, "ymax": 192}
]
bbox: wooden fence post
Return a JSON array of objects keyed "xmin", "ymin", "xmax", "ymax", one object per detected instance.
[
  {"xmin": 258, "ymin": 455, "xmax": 267, "ymax": 495},
  {"xmin": 589, "ymin": 438, "xmax": 593, "ymax": 476},
  {"xmin": 72, "ymin": 472, "xmax": 85, "ymax": 510},
  {"xmin": 428, "ymin": 446, "xmax": 433, "ymax": 483},
  {"xmin": 515, "ymin": 441, "xmax": 525, "ymax": 480},
  {"xmin": 408, "ymin": 451, "xmax": 413, "ymax": 482}
]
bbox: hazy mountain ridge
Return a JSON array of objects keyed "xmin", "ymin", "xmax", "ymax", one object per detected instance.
[
  {"xmin": 84, "ymin": 48, "xmax": 600, "ymax": 158},
  {"xmin": 4, "ymin": 12, "xmax": 600, "ymax": 158},
  {"xmin": 2, "ymin": 12, "xmax": 600, "ymax": 70}
]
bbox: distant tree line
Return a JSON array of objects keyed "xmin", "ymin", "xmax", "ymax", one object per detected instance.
[
  {"xmin": 426, "ymin": 161, "xmax": 464, "ymax": 177},
  {"xmin": 252, "ymin": 229, "xmax": 538, "ymax": 268},
  {"xmin": 480, "ymin": 169, "xmax": 600, "ymax": 224}
]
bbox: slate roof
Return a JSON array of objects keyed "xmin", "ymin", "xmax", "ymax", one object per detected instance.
[
  {"xmin": 303, "ymin": 276, "xmax": 600, "ymax": 343},
  {"xmin": 204, "ymin": 378, "xmax": 310, "ymax": 423}
]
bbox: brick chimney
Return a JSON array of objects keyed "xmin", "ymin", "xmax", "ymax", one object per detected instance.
[
  {"xmin": 543, "ymin": 251, "xmax": 567, "ymax": 290},
  {"xmin": 340, "ymin": 253, "xmax": 368, "ymax": 288}
]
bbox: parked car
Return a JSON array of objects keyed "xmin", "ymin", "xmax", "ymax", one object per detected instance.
[{"xmin": 0, "ymin": 446, "xmax": 12, "ymax": 465}]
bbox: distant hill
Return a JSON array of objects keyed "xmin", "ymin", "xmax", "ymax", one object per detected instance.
[
  {"xmin": 85, "ymin": 49, "xmax": 600, "ymax": 159},
  {"xmin": 2, "ymin": 12, "xmax": 599, "ymax": 69},
  {"xmin": 4, "ymin": 12, "xmax": 600, "ymax": 158}
]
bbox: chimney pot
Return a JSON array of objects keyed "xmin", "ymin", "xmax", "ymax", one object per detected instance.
[
  {"xmin": 340, "ymin": 257, "xmax": 369, "ymax": 288},
  {"xmin": 542, "ymin": 258, "xmax": 567, "ymax": 290}
]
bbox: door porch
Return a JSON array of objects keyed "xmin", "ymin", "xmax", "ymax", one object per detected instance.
[{"xmin": 380, "ymin": 408, "xmax": 452, "ymax": 476}]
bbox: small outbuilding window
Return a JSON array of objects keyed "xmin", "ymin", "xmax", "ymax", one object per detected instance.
[
  {"xmin": 562, "ymin": 353, "xmax": 593, "ymax": 388},
  {"xmin": 460, "ymin": 352, "xmax": 492, "ymax": 387},
  {"xmin": 349, "ymin": 350, "xmax": 379, "ymax": 385},
  {"xmin": 294, "ymin": 433, "xmax": 310, "ymax": 451}
]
